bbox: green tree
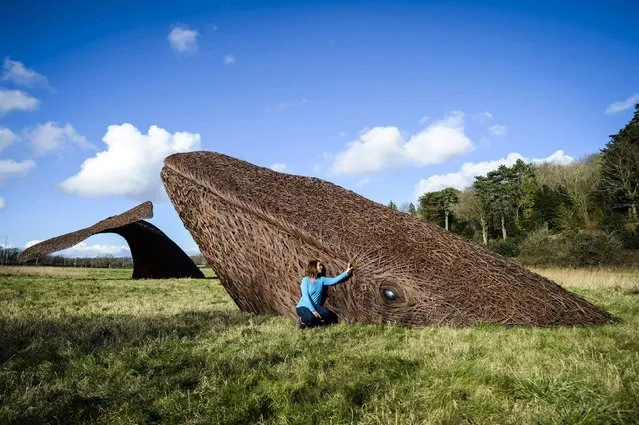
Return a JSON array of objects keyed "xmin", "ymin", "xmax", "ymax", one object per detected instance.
[
  {"xmin": 417, "ymin": 192, "xmax": 440, "ymax": 224},
  {"xmin": 510, "ymin": 159, "xmax": 536, "ymax": 226},
  {"xmin": 535, "ymin": 155, "xmax": 602, "ymax": 228},
  {"xmin": 599, "ymin": 104, "xmax": 639, "ymax": 220},
  {"xmin": 388, "ymin": 201, "xmax": 398, "ymax": 210},
  {"xmin": 452, "ymin": 188, "xmax": 490, "ymax": 245},
  {"xmin": 439, "ymin": 188, "xmax": 459, "ymax": 231},
  {"xmin": 407, "ymin": 202, "xmax": 417, "ymax": 217},
  {"xmin": 417, "ymin": 188, "xmax": 460, "ymax": 230},
  {"xmin": 528, "ymin": 184, "xmax": 571, "ymax": 232},
  {"xmin": 474, "ymin": 166, "xmax": 516, "ymax": 240}
]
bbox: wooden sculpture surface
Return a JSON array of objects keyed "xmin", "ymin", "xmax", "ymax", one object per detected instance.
[
  {"xmin": 18, "ymin": 201, "xmax": 205, "ymax": 280},
  {"xmin": 161, "ymin": 151, "xmax": 617, "ymax": 327}
]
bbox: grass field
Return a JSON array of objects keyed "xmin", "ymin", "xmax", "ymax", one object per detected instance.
[{"xmin": 1, "ymin": 266, "xmax": 638, "ymax": 424}]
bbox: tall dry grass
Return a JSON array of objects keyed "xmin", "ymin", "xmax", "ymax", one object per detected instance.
[{"xmin": 532, "ymin": 267, "xmax": 639, "ymax": 291}]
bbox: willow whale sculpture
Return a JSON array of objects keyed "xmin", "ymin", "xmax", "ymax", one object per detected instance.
[
  {"xmin": 18, "ymin": 201, "xmax": 204, "ymax": 280},
  {"xmin": 160, "ymin": 151, "xmax": 617, "ymax": 327}
]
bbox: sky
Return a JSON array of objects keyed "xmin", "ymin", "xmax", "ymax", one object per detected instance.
[{"xmin": 1, "ymin": 0, "xmax": 638, "ymax": 258}]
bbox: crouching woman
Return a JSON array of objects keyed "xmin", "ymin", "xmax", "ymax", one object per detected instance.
[{"xmin": 295, "ymin": 260, "xmax": 353, "ymax": 328}]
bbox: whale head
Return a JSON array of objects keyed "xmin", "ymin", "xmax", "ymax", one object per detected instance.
[{"xmin": 160, "ymin": 151, "xmax": 617, "ymax": 327}]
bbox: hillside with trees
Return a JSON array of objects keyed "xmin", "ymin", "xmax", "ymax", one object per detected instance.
[{"xmin": 390, "ymin": 104, "xmax": 639, "ymax": 267}]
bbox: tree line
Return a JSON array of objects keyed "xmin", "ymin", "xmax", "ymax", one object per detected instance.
[
  {"xmin": 0, "ymin": 248, "xmax": 207, "ymax": 269},
  {"xmin": 389, "ymin": 104, "xmax": 639, "ymax": 267}
]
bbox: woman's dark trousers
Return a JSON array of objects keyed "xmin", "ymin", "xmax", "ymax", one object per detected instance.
[{"xmin": 296, "ymin": 305, "xmax": 338, "ymax": 328}]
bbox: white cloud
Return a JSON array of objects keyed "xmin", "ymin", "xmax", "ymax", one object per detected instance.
[
  {"xmin": 0, "ymin": 159, "xmax": 36, "ymax": 183},
  {"xmin": 23, "ymin": 122, "xmax": 95, "ymax": 157},
  {"xmin": 223, "ymin": 54, "xmax": 236, "ymax": 65},
  {"xmin": 330, "ymin": 111, "xmax": 473, "ymax": 175},
  {"xmin": 534, "ymin": 149, "xmax": 574, "ymax": 165},
  {"xmin": 168, "ymin": 26, "xmax": 199, "ymax": 54},
  {"xmin": 418, "ymin": 116, "xmax": 430, "ymax": 124},
  {"xmin": 606, "ymin": 93, "xmax": 639, "ymax": 114},
  {"xmin": 58, "ymin": 123, "xmax": 201, "ymax": 200},
  {"xmin": 61, "ymin": 242, "xmax": 131, "ymax": 258},
  {"xmin": 0, "ymin": 88, "xmax": 39, "ymax": 115},
  {"xmin": 270, "ymin": 162, "xmax": 287, "ymax": 172},
  {"xmin": 413, "ymin": 149, "xmax": 575, "ymax": 198},
  {"xmin": 2, "ymin": 57, "xmax": 49, "ymax": 88},
  {"xmin": 24, "ymin": 240, "xmax": 130, "ymax": 258},
  {"xmin": 488, "ymin": 124, "xmax": 506, "ymax": 136},
  {"xmin": 0, "ymin": 126, "xmax": 18, "ymax": 153},
  {"xmin": 0, "ymin": 196, "xmax": 5, "ymax": 210},
  {"xmin": 339, "ymin": 131, "xmax": 347, "ymax": 137}
]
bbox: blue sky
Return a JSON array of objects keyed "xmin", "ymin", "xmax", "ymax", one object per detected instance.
[{"xmin": 1, "ymin": 0, "xmax": 638, "ymax": 257}]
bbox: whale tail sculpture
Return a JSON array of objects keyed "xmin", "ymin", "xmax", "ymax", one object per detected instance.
[
  {"xmin": 160, "ymin": 150, "xmax": 618, "ymax": 327},
  {"xmin": 18, "ymin": 201, "xmax": 205, "ymax": 280}
]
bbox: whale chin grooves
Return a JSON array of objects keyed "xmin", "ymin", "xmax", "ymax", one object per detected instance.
[
  {"xmin": 161, "ymin": 151, "xmax": 618, "ymax": 327},
  {"xmin": 18, "ymin": 201, "xmax": 205, "ymax": 280}
]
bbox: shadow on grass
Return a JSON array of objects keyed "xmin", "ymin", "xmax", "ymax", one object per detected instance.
[
  {"xmin": 0, "ymin": 308, "xmax": 270, "ymax": 367},
  {"xmin": 0, "ymin": 308, "xmax": 418, "ymax": 425},
  {"xmin": 0, "ymin": 308, "xmax": 287, "ymax": 425}
]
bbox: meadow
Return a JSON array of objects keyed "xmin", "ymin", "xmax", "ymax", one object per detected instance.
[{"xmin": 0, "ymin": 265, "xmax": 638, "ymax": 424}]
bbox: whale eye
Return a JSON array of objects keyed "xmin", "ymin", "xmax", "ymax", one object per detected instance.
[{"xmin": 382, "ymin": 288, "xmax": 398, "ymax": 301}]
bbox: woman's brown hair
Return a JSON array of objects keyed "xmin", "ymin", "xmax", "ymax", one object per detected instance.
[{"xmin": 305, "ymin": 260, "xmax": 320, "ymax": 279}]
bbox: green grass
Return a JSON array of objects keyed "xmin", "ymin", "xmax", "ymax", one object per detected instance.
[{"xmin": 1, "ymin": 266, "xmax": 638, "ymax": 424}]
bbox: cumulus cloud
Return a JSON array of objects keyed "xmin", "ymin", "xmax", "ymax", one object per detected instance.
[
  {"xmin": 606, "ymin": 93, "xmax": 639, "ymax": 114},
  {"xmin": 223, "ymin": 54, "xmax": 236, "ymax": 65},
  {"xmin": 23, "ymin": 122, "xmax": 95, "ymax": 157},
  {"xmin": 2, "ymin": 57, "xmax": 50, "ymax": 88},
  {"xmin": 538, "ymin": 150, "xmax": 575, "ymax": 165},
  {"xmin": 0, "ymin": 126, "xmax": 18, "ymax": 153},
  {"xmin": 330, "ymin": 111, "xmax": 473, "ymax": 175},
  {"xmin": 0, "ymin": 88, "xmax": 39, "ymax": 115},
  {"xmin": 0, "ymin": 196, "xmax": 5, "ymax": 210},
  {"xmin": 488, "ymin": 124, "xmax": 506, "ymax": 136},
  {"xmin": 58, "ymin": 123, "xmax": 201, "ymax": 200},
  {"xmin": 414, "ymin": 149, "xmax": 575, "ymax": 198},
  {"xmin": 25, "ymin": 240, "xmax": 131, "ymax": 258},
  {"xmin": 168, "ymin": 25, "xmax": 199, "ymax": 54},
  {"xmin": 270, "ymin": 162, "xmax": 287, "ymax": 172},
  {"xmin": 0, "ymin": 159, "xmax": 36, "ymax": 183}
]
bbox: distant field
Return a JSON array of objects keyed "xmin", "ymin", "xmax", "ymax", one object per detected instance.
[{"xmin": 1, "ymin": 266, "xmax": 638, "ymax": 424}]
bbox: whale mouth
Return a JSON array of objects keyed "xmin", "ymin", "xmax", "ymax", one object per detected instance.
[{"xmin": 163, "ymin": 152, "xmax": 214, "ymax": 191}]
